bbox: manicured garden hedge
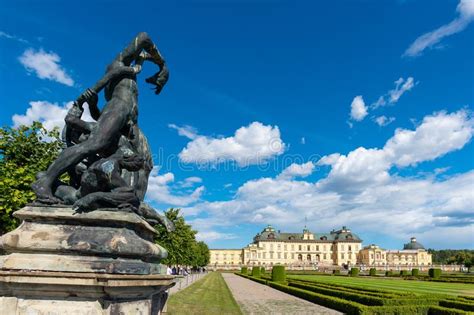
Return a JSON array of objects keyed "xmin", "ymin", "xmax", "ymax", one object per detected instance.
[
  {"xmin": 439, "ymin": 300, "xmax": 474, "ymax": 312},
  {"xmin": 260, "ymin": 266, "xmax": 265, "ymax": 275},
  {"xmin": 241, "ymin": 266, "xmax": 248, "ymax": 275},
  {"xmin": 369, "ymin": 268, "xmax": 377, "ymax": 276},
  {"xmin": 385, "ymin": 270, "xmax": 393, "ymax": 276},
  {"xmin": 251, "ymin": 266, "xmax": 261, "ymax": 278},
  {"xmin": 430, "ymin": 268, "xmax": 442, "ymax": 278},
  {"xmin": 272, "ymin": 265, "xmax": 286, "ymax": 282},
  {"xmin": 400, "ymin": 270, "xmax": 410, "ymax": 276},
  {"xmin": 333, "ymin": 269, "xmax": 341, "ymax": 275},
  {"xmin": 428, "ymin": 305, "xmax": 474, "ymax": 315},
  {"xmin": 350, "ymin": 268, "xmax": 359, "ymax": 277},
  {"xmin": 412, "ymin": 268, "xmax": 420, "ymax": 276}
]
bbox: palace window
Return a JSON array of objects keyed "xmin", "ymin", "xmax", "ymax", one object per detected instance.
[
  {"xmin": 270, "ymin": 253, "xmax": 273, "ymax": 259},
  {"xmin": 320, "ymin": 236, "xmax": 327, "ymax": 240},
  {"xmin": 299, "ymin": 245, "xmax": 302, "ymax": 251},
  {"xmin": 263, "ymin": 253, "xmax": 266, "ymax": 259},
  {"xmin": 284, "ymin": 253, "xmax": 287, "ymax": 259},
  {"xmin": 348, "ymin": 245, "xmax": 352, "ymax": 251},
  {"xmin": 277, "ymin": 244, "xmax": 281, "ymax": 250},
  {"xmin": 341, "ymin": 253, "xmax": 345, "ymax": 259},
  {"xmin": 298, "ymin": 254, "xmax": 303, "ymax": 261},
  {"xmin": 284, "ymin": 244, "xmax": 287, "ymax": 251},
  {"xmin": 268, "ymin": 233, "xmax": 275, "ymax": 239},
  {"xmin": 307, "ymin": 245, "xmax": 311, "ymax": 251},
  {"xmin": 291, "ymin": 253, "xmax": 295, "ymax": 259},
  {"xmin": 324, "ymin": 245, "xmax": 327, "ymax": 251},
  {"xmin": 277, "ymin": 253, "xmax": 281, "ymax": 259},
  {"xmin": 323, "ymin": 254, "xmax": 327, "ymax": 260},
  {"xmin": 316, "ymin": 245, "xmax": 319, "ymax": 251},
  {"xmin": 291, "ymin": 245, "xmax": 295, "ymax": 251},
  {"xmin": 341, "ymin": 245, "xmax": 345, "ymax": 251},
  {"xmin": 307, "ymin": 254, "xmax": 311, "ymax": 261},
  {"xmin": 270, "ymin": 244, "xmax": 274, "ymax": 250}
]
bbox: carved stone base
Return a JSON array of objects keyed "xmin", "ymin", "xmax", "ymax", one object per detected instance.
[
  {"xmin": 0, "ymin": 270, "xmax": 175, "ymax": 314},
  {"xmin": 0, "ymin": 205, "xmax": 176, "ymax": 313}
]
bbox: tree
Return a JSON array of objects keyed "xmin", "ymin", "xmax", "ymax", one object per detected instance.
[
  {"xmin": 154, "ymin": 208, "xmax": 210, "ymax": 267},
  {"xmin": 0, "ymin": 122, "xmax": 63, "ymax": 234}
]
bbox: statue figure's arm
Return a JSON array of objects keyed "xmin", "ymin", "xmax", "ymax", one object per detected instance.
[{"xmin": 115, "ymin": 32, "xmax": 169, "ymax": 94}]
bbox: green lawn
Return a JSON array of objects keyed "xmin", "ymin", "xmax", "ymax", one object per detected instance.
[
  {"xmin": 167, "ymin": 272, "xmax": 242, "ymax": 315},
  {"xmin": 288, "ymin": 275, "xmax": 474, "ymax": 297}
]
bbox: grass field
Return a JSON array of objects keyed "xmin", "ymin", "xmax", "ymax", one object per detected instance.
[
  {"xmin": 167, "ymin": 272, "xmax": 242, "ymax": 315},
  {"xmin": 288, "ymin": 275, "xmax": 474, "ymax": 296}
]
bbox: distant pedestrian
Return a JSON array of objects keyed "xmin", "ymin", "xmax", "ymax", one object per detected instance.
[{"xmin": 166, "ymin": 265, "xmax": 172, "ymax": 275}]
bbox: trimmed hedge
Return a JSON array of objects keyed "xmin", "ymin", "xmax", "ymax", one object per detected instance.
[
  {"xmin": 366, "ymin": 305, "xmax": 431, "ymax": 315},
  {"xmin": 350, "ymin": 268, "xmax": 359, "ymax": 277},
  {"xmin": 251, "ymin": 267, "xmax": 261, "ymax": 278},
  {"xmin": 333, "ymin": 269, "xmax": 341, "ymax": 275},
  {"xmin": 268, "ymin": 281, "xmax": 366, "ymax": 315},
  {"xmin": 412, "ymin": 268, "xmax": 420, "ymax": 276},
  {"xmin": 400, "ymin": 270, "xmax": 410, "ymax": 276},
  {"xmin": 369, "ymin": 268, "xmax": 377, "ymax": 276},
  {"xmin": 288, "ymin": 281, "xmax": 439, "ymax": 307},
  {"xmin": 439, "ymin": 300, "xmax": 474, "ymax": 312},
  {"xmin": 430, "ymin": 268, "xmax": 442, "ymax": 278},
  {"xmin": 260, "ymin": 266, "xmax": 266, "ymax": 275},
  {"xmin": 428, "ymin": 305, "xmax": 473, "ymax": 315},
  {"xmin": 385, "ymin": 270, "xmax": 393, "ymax": 277},
  {"xmin": 272, "ymin": 265, "xmax": 286, "ymax": 282},
  {"xmin": 241, "ymin": 266, "xmax": 248, "ymax": 275}
]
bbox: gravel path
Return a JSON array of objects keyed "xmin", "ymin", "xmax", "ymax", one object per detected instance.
[{"xmin": 222, "ymin": 273, "xmax": 343, "ymax": 315}]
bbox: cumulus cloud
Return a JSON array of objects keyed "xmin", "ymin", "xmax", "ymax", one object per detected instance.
[
  {"xmin": 146, "ymin": 168, "xmax": 204, "ymax": 207},
  {"xmin": 12, "ymin": 100, "xmax": 94, "ymax": 131},
  {"xmin": 350, "ymin": 96, "xmax": 368, "ymax": 121},
  {"xmin": 184, "ymin": 109, "xmax": 474, "ymax": 248},
  {"xmin": 168, "ymin": 123, "xmax": 198, "ymax": 140},
  {"xmin": 178, "ymin": 122, "xmax": 285, "ymax": 166},
  {"xmin": 404, "ymin": 0, "xmax": 474, "ymax": 57},
  {"xmin": 278, "ymin": 162, "xmax": 315, "ymax": 180},
  {"xmin": 196, "ymin": 231, "xmax": 237, "ymax": 242},
  {"xmin": 19, "ymin": 48, "xmax": 74, "ymax": 86},
  {"xmin": 374, "ymin": 115, "xmax": 396, "ymax": 127}
]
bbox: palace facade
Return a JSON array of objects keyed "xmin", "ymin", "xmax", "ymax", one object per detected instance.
[{"xmin": 209, "ymin": 225, "xmax": 433, "ymax": 269}]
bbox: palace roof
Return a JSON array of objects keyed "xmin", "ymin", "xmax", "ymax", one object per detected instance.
[{"xmin": 253, "ymin": 225, "xmax": 362, "ymax": 243}]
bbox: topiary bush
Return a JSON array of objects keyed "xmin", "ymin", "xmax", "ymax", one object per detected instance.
[
  {"xmin": 412, "ymin": 268, "xmax": 419, "ymax": 276},
  {"xmin": 385, "ymin": 270, "xmax": 393, "ymax": 277},
  {"xmin": 369, "ymin": 268, "xmax": 377, "ymax": 276},
  {"xmin": 429, "ymin": 268, "xmax": 442, "ymax": 278},
  {"xmin": 400, "ymin": 270, "xmax": 410, "ymax": 276},
  {"xmin": 333, "ymin": 269, "xmax": 341, "ymax": 275},
  {"xmin": 241, "ymin": 266, "xmax": 248, "ymax": 275},
  {"xmin": 349, "ymin": 268, "xmax": 359, "ymax": 277},
  {"xmin": 252, "ymin": 266, "xmax": 261, "ymax": 278},
  {"xmin": 260, "ymin": 266, "xmax": 266, "ymax": 275},
  {"xmin": 272, "ymin": 265, "xmax": 286, "ymax": 282}
]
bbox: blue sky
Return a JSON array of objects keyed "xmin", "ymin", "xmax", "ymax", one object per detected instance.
[{"xmin": 1, "ymin": 0, "xmax": 473, "ymax": 250}]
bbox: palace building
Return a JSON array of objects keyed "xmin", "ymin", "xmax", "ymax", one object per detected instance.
[{"xmin": 209, "ymin": 225, "xmax": 433, "ymax": 269}]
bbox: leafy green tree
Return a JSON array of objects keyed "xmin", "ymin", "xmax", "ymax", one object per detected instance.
[
  {"xmin": 0, "ymin": 122, "xmax": 63, "ymax": 234},
  {"xmin": 154, "ymin": 208, "xmax": 210, "ymax": 267}
]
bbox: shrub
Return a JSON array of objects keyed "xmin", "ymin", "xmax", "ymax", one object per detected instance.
[
  {"xmin": 350, "ymin": 268, "xmax": 359, "ymax": 277},
  {"xmin": 429, "ymin": 268, "xmax": 442, "ymax": 278},
  {"xmin": 400, "ymin": 270, "xmax": 410, "ymax": 276},
  {"xmin": 412, "ymin": 268, "xmax": 419, "ymax": 276},
  {"xmin": 333, "ymin": 269, "xmax": 341, "ymax": 275},
  {"xmin": 367, "ymin": 305, "xmax": 432, "ymax": 315},
  {"xmin": 369, "ymin": 268, "xmax": 377, "ymax": 276},
  {"xmin": 439, "ymin": 300, "xmax": 474, "ymax": 312},
  {"xmin": 241, "ymin": 266, "xmax": 248, "ymax": 275},
  {"xmin": 247, "ymin": 276, "xmax": 267, "ymax": 285},
  {"xmin": 260, "ymin": 266, "xmax": 266, "ymax": 275},
  {"xmin": 251, "ymin": 266, "xmax": 261, "ymax": 278},
  {"xmin": 385, "ymin": 270, "xmax": 393, "ymax": 277},
  {"xmin": 272, "ymin": 265, "xmax": 286, "ymax": 282},
  {"xmin": 428, "ymin": 305, "xmax": 473, "ymax": 315},
  {"xmin": 268, "ymin": 281, "xmax": 366, "ymax": 315}
]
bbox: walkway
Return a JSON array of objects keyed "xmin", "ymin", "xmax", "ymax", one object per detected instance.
[
  {"xmin": 222, "ymin": 273, "xmax": 342, "ymax": 315},
  {"xmin": 169, "ymin": 272, "xmax": 208, "ymax": 295}
]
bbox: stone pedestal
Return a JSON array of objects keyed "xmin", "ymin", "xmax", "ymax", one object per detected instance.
[{"xmin": 0, "ymin": 205, "xmax": 176, "ymax": 314}]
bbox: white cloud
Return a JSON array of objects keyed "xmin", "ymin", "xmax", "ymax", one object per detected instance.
[
  {"xmin": 196, "ymin": 231, "xmax": 237, "ymax": 242},
  {"xmin": 301, "ymin": 137, "xmax": 306, "ymax": 145},
  {"xmin": 146, "ymin": 168, "xmax": 204, "ymax": 207},
  {"xmin": 19, "ymin": 48, "xmax": 74, "ymax": 86},
  {"xmin": 374, "ymin": 115, "xmax": 396, "ymax": 127},
  {"xmin": 350, "ymin": 96, "xmax": 368, "ymax": 121},
  {"xmin": 0, "ymin": 31, "xmax": 29, "ymax": 44},
  {"xmin": 168, "ymin": 123, "xmax": 198, "ymax": 140},
  {"xmin": 184, "ymin": 109, "xmax": 474, "ymax": 248},
  {"xmin": 371, "ymin": 77, "xmax": 416, "ymax": 110},
  {"xmin": 278, "ymin": 162, "xmax": 315, "ymax": 180},
  {"xmin": 178, "ymin": 122, "xmax": 285, "ymax": 166},
  {"xmin": 404, "ymin": 0, "xmax": 474, "ymax": 57},
  {"xmin": 389, "ymin": 77, "xmax": 415, "ymax": 103},
  {"xmin": 12, "ymin": 100, "xmax": 94, "ymax": 131},
  {"xmin": 179, "ymin": 176, "xmax": 203, "ymax": 188}
]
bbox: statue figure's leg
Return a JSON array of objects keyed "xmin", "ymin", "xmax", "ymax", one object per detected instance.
[{"xmin": 32, "ymin": 104, "xmax": 127, "ymax": 203}]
